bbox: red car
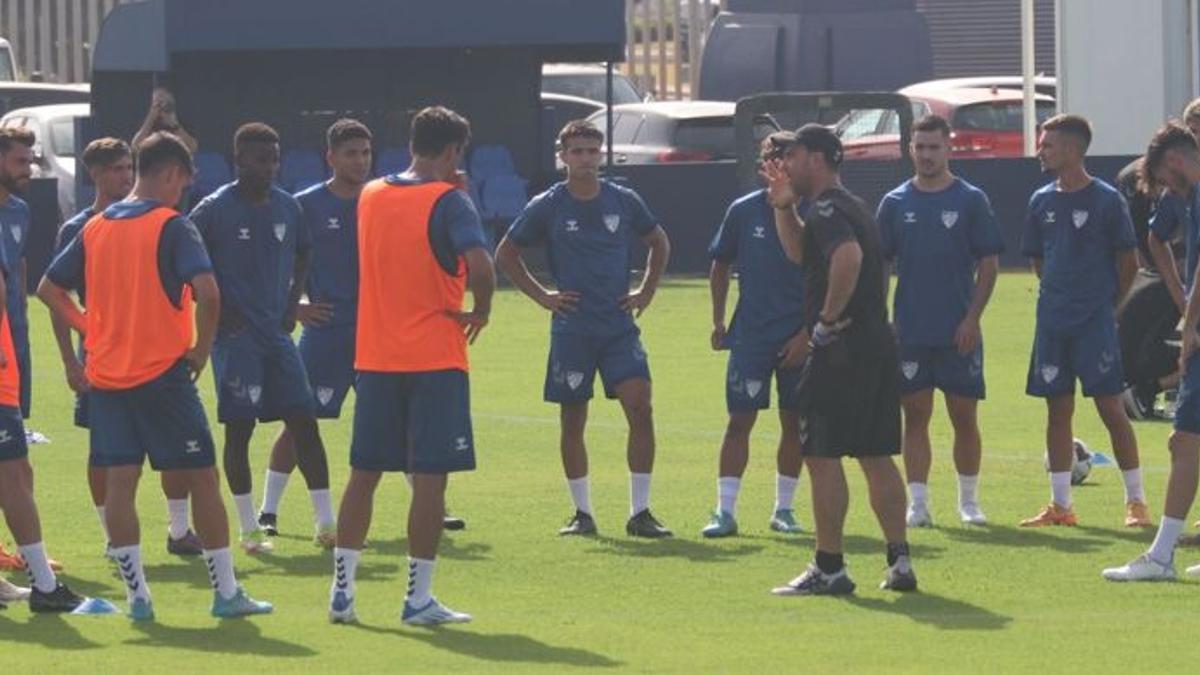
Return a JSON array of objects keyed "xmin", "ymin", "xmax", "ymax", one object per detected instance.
[{"xmin": 838, "ymin": 85, "xmax": 1056, "ymax": 161}]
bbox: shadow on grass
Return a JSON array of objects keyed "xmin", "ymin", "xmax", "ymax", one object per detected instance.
[
  {"xmin": 586, "ymin": 535, "xmax": 763, "ymax": 562},
  {"xmin": 142, "ymin": 555, "xmax": 401, "ymax": 589},
  {"xmin": 0, "ymin": 612, "xmax": 102, "ymax": 650},
  {"xmin": 940, "ymin": 523, "xmax": 1117, "ymax": 554},
  {"xmin": 347, "ymin": 623, "xmax": 622, "ymax": 667},
  {"xmin": 845, "ymin": 591, "xmax": 1012, "ymax": 631},
  {"xmin": 370, "ymin": 536, "xmax": 493, "ymax": 562},
  {"xmin": 126, "ymin": 617, "xmax": 316, "ymax": 657}
]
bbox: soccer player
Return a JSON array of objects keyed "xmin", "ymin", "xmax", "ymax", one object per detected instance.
[
  {"xmin": 190, "ymin": 123, "xmax": 334, "ymax": 552},
  {"xmin": 1104, "ymin": 123, "xmax": 1200, "ymax": 580},
  {"xmin": 328, "ymin": 106, "xmax": 493, "ymax": 625},
  {"xmin": 0, "ymin": 125, "xmax": 32, "ymax": 436},
  {"xmin": 39, "ymin": 132, "xmax": 270, "ymax": 619},
  {"xmin": 765, "ymin": 124, "xmax": 917, "ymax": 596},
  {"xmin": 702, "ymin": 133, "xmax": 806, "ymax": 538},
  {"xmin": 0, "ymin": 126, "xmax": 80, "ymax": 612},
  {"xmin": 877, "ymin": 115, "xmax": 1004, "ymax": 527},
  {"xmin": 496, "ymin": 120, "xmax": 673, "ymax": 538},
  {"xmin": 50, "ymin": 138, "xmax": 202, "ymax": 557},
  {"xmin": 1018, "ymin": 114, "xmax": 1149, "ymax": 529}
]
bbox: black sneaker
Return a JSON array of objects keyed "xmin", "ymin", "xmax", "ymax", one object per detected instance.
[
  {"xmin": 880, "ymin": 556, "xmax": 918, "ymax": 592},
  {"xmin": 559, "ymin": 510, "xmax": 598, "ymax": 536},
  {"xmin": 29, "ymin": 583, "xmax": 85, "ymax": 613},
  {"xmin": 625, "ymin": 509, "xmax": 672, "ymax": 538},
  {"xmin": 771, "ymin": 563, "xmax": 856, "ymax": 596},
  {"xmin": 257, "ymin": 512, "xmax": 279, "ymax": 537},
  {"xmin": 167, "ymin": 529, "xmax": 204, "ymax": 556},
  {"xmin": 443, "ymin": 514, "xmax": 466, "ymax": 531}
]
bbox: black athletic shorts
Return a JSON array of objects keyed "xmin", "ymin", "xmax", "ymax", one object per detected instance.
[{"xmin": 794, "ymin": 323, "xmax": 901, "ymax": 459}]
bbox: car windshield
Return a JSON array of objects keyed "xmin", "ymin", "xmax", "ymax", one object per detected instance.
[
  {"xmin": 953, "ymin": 100, "xmax": 1056, "ymax": 131},
  {"xmin": 672, "ymin": 118, "xmax": 735, "ymax": 159},
  {"xmin": 543, "ymin": 73, "xmax": 642, "ymax": 105},
  {"xmin": 836, "ymin": 108, "xmax": 887, "ymax": 140},
  {"xmin": 49, "ymin": 117, "xmax": 75, "ymax": 157}
]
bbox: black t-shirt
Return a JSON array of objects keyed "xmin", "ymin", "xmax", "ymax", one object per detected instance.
[
  {"xmin": 1116, "ymin": 158, "xmax": 1154, "ymax": 266},
  {"xmin": 800, "ymin": 186, "xmax": 889, "ymax": 337}
]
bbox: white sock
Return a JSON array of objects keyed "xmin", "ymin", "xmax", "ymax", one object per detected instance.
[
  {"xmin": 957, "ymin": 474, "xmax": 979, "ymax": 507},
  {"xmin": 908, "ymin": 482, "xmax": 928, "ymax": 509},
  {"xmin": 630, "ymin": 473, "xmax": 652, "ymax": 516},
  {"xmin": 567, "ymin": 477, "xmax": 592, "ymax": 515},
  {"xmin": 1122, "ymin": 468, "xmax": 1145, "ymax": 503},
  {"xmin": 774, "ymin": 474, "xmax": 799, "ymax": 513},
  {"xmin": 1050, "ymin": 472, "xmax": 1072, "ymax": 508},
  {"xmin": 260, "ymin": 469, "xmax": 291, "ymax": 515},
  {"xmin": 233, "ymin": 493, "xmax": 258, "ymax": 535},
  {"xmin": 310, "ymin": 489, "xmax": 335, "ymax": 530},
  {"xmin": 18, "ymin": 542, "xmax": 57, "ymax": 593},
  {"xmin": 111, "ymin": 544, "xmax": 151, "ymax": 603},
  {"xmin": 332, "ymin": 547, "xmax": 361, "ymax": 599},
  {"xmin": 1148, "ymin": 516, "xmax": 1185, "ymax": 564},
  {"xmin": 203, "ymin": 547, "xmax": 238, "ymax": 600},
  {"xmin": 167, "ymin": 498, "xmax": 190, "ymax": 539},
  {"xmin": 717, "ymin": 476, "xmax": 740, "ymax": 515},
  {"xmin": 95, "ymin": 505, "xmax": 109, "ymax": 542},
  {"xmin": 406, "ymin": 557, "xmax": 435, "ymax": 606}
]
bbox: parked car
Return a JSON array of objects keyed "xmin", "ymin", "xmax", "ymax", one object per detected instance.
[
  {"xmin": 902, "ymin": 75, "xmax": 1057, "ymax": 98},
  {"xmin": 838, "ymin": 85, "xmax": 1056, "ymax": 161},
  {"xmin": 1, "ymin": 103, "xmax": 89, "ymax": 217},
  {"xmin": 542, "ymin": 63, "xmax": 647, "ymax": 106},
  {"xmin": 0, "ymin": 82, "xmax": 89, "ymax": 118},
  {"xmin": 0, "ymin": 38, "xmax": 15, "ymax": 81},
  {"xmin": 582, "ymin": 101, "xmax": 735, "ymax": 165}
]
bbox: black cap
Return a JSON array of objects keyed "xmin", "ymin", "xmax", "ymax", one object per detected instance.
[{"xmin": 791, "ymin": 123, "xmax": 843, "ymax": 167}]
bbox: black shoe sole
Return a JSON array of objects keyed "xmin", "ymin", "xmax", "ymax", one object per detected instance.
[{"xmin": 442, "ymin": 518, "xmax": 466, "ymax": 531}]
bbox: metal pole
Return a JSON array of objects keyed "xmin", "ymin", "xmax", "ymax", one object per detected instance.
[
  {"xmin": 1021, "ymin": 0, "xmax": 1036, "ymax": 157},
  {"xmin": 607, "ymin": 61, "xmax": 615, "ymax": 171},
  {"xmin": 1191, "ymin": 0, "xmax": 1200, "ymax": 99}
]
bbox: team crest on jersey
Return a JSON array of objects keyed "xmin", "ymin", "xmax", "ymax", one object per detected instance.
[
  {"xmin": 327, "ymin": 218, "xmax": 341, "ymax": 230},
  {"xmin": 603, "ymin": 214, "xmax": 621, "ymax": 233},
  {"xmin": 745, "ymin": 379, "xmax": 763, "ymax": 399},
  {"xmin": 565, "ymin": 219, "xmax": 580, "ymax": 232},
  {"xmin": 941, "ymin": 211, "xmax": 959, "ymax": 229},
  {"xmin": 903, "ymin": 211, "xmax": 917, "ymax": 224},
  {"xmin": 273, "ymin": 223, "xmax": 287, "ymax": 242},
  {"xmin": 566, "ymin": 371, "xmax": 585, "ymax": 390},
  {"xmin": 1072, "ymin": 210, "xmax": 1089, "ymax": 229},
  {"xmin": 1040, "ymin": 365, "xmax": 1059, "ymax": 383},
  {"xmin": 901, "ymin": 361, "xmax": 919, "ymax": 380},
  {"xmin": 238, "ymin": 227, "xmax": 251, "ymax": 240},
  {"xmin": 753, "ymin": 226, "xmax": 766, "ymax": 239},
  {"xmin": 316, "ymin": 387, "xmax": 335, "ymax": 406},
  {"xmin": 10, "ymin": 225, "xmax": 21, "ymax": 244},
  {"xmin": 247, "ymin": 385, "xmax": 263, "ymax": 405}
]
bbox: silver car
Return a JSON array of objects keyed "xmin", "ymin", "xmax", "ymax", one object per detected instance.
[{"xmin": 1, "ymin": 102, "xmax": 89, "ymax": 218}]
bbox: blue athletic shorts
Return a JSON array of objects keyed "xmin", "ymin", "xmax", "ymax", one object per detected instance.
[
  {"xmin": 89, "ymin": 361, "xmax": 217, "ymax": 471},
  {"xmin": 1026, "ymin": 309, "xmax": 1124, "ymax": 399},
  {"xmin": 350, "ymin": 369, "xmax": 475, "ymax": 474},
  {"xmin": 1175, "ymin": 353, "xmax": 1200, "ymax": 434},
  {"xmin": 0, "ymin": 404, "xmax": 27, "ymax": 461},
  {"xmin": 212, "ymin": 330, "xmax": 316, "ymax": 423},
  {"xmin": 726, "ymin": 346, "xmax": 802, "ymax": 413},
  {"xmin": 544, "ymin": 329, "xmax": 651, "ymax": 403},
  {"xmin": 898, "ymin": 343, "xmax": 986, "ymax": 399},
  {"xmin": 298, "ymin": 324, "xmax": 356, "ymax": 419},
  {"xmin": 13, "ymin": 323, "xmax": 29, "ymax": 419}
]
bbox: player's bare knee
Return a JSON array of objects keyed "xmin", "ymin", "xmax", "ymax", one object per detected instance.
[{"xmin": 725, "ymin": 412, "xmax": 756, "ymax": 437}]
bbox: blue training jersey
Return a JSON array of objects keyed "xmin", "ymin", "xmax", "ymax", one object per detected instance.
[
  {"xmin": 295, "ymin": 183, "xmax": 359, "ymax": 328},
  {"xmin": 507, "ymin": 180, "xmax": 659, "ymax": 337},
  {"xmin": 878, "ymin": 177, "xmax": 1005, "ymax": 347},
  {"xmin": 0, "ymin": 195, "xmax": 30, "ymax": 327},
  {"xmin": 1149, "ymin": 189, "xmax": 1199, "ymax": 288}
]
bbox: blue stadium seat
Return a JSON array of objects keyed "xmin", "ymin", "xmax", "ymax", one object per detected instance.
[
  {"xmin": 468, "ymin": 144, "xmax": 517, "ymax": 179},
  {"xmin": 279, "ymin": 149, "xmax": 327, "ymax": 193},
  {"xmin": 374, "ymin": 147, "xmax": 411, "ymax": 177},
  {"xmin": 191, "ymin": 151, "xmax": 232, "ymax": 202},
  {"xmin": 479, "ymin": 174, "xmax": 529, "ymax": 220}
]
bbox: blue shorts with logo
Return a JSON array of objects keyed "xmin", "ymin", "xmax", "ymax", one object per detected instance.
[
  {"xmin": 544, "ymin": 329, "xmax": 651, "ymax": 403},
  {"xmin": 898, "ymin": 343, "xmax": 986, "ymax": 399},
  {"xmin": 350, "ymin": 369, "xmax": 475, "ymax": 474},
  {"xmin": 0, "ymin": 405, "xmax": 27, "ymax": 462},
  {"xmin": 726, "ymin": 346, "xmax": 802, "ymax": 413},
  {"xmin": 89, "ymin": 361, "xmax": 217, "ymax": 471},
  {"xmin": 212, "ymin": 330, "xmax": 316, "ymax": 423},
  {"xmin": 298, "ymin": 323, "xmax": 356, "ymax": 419},
  {"xmin": 1026, "ymin": 309, "xmax": 1124, "ymax": 399},
  {"xmin": 1174, "ymin": 354, "xmax": 1200, "ymax": 434}
]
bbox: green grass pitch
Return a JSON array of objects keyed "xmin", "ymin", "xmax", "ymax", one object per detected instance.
[{"xmin": 2, "ymin": 273, "xmax": 1196, "ymax": 673}]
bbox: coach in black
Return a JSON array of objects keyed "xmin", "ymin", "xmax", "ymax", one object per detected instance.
[{"xmin": 763, "ymin": 124, "xmax": 916, "ymax": 596}]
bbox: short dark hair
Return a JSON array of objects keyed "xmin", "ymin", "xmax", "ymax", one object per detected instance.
[
  {"xmin": 558, "ymin": 120, "xmax": 605, "ymax": 150},
  {"xmin": 82, "ymin": 137, "xmax": 132, "ymax": 170},
  {"xmin": 0, "ymin": 126, "xmax": 35, "ymax": 154},
  {"xmin": 1142, "ymin": 121, "xmax": 1199, "ymax": 191},
  {"xmin": 792, "ymin": 123, "xmax": 843, "ymax": 167},
  {"xmin": 135, "ymin": 132, "xmax": 194, "ymax": 177},
  {"xmin": 1042, "ymin": 114, "xmax": 1092, "ymax": 151},
  {"xmin": 327, "ymin": 118, "xmax": 372, "ymax": 150},
  {"xmin": 234, "ymin": 122, "xmax": 280, "ymax": 154},
  {"xmin": 912, "ymin": 114, "xmax": 952, "ymax": 137},
  {"xmin": 409, "ymin": 106, "xmax": 471, "ymax": 158}
]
